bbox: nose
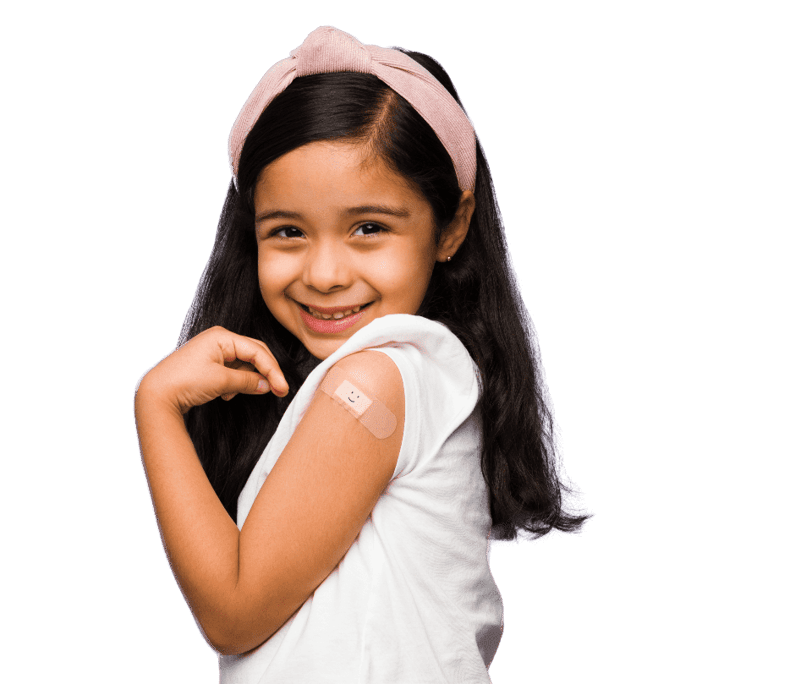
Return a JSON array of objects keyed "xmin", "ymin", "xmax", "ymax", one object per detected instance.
[{"xmin": 302, "ymin": 240, "xmax": 352, "ymax": 293}]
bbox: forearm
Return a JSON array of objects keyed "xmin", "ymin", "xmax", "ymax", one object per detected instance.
[{"xmin": 135, "ymin": 375, "xmax": 241, "ymax": 645}]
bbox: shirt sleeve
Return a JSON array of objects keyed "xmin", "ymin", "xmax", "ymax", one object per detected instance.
[{"xmin": 362, "ymin": 329, "xmax": 479, "ymax": 482}]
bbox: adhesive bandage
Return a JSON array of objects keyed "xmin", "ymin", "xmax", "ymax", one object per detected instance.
[{"xmin": 319, "ymin": 374, "xmax": 397, "ymax": 439}]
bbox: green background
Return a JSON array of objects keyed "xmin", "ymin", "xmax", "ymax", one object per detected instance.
[{"xmin": 0, "ymin": 1, "xmax": 790, "ymax": 684}]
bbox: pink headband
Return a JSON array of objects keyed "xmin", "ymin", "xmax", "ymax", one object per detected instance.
[{"xmin": 228, "ymin": 26, "xmax": 477, "ymax": 191}]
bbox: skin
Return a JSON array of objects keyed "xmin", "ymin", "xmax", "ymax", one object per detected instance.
[
  {"xmin": 135, "ymin": 139, "xmax": 474, "ymax": 655},
  {"xmin": 255, "ymin": 141, "xmax": 474, "ymax": 360}
]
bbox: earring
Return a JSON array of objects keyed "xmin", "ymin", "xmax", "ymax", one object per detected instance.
[{"xmin": 446, "ymin": 255, "xmax": 452, "ymax": 262}]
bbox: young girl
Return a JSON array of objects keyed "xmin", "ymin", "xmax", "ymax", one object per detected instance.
[{"xmin": 136, "ymin": 26, "xmax": 586, "ymax": 683}]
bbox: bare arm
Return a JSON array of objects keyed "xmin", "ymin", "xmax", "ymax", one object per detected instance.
[{"xmin": 135, "ymin": 328, "xmax": 403, "ymax": 654}]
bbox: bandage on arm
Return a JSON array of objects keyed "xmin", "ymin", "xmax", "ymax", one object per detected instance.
[{"xmin": 319, "ymin": 374, "xmax": 397, "ymax": 439}]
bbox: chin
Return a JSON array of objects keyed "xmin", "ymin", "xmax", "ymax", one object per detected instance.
[{"xmin": 304, "ymin": 339, "xmax": 342, "ymax": 361}]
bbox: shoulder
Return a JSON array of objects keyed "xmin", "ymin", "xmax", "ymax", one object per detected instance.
[
  {"xmin": 320, "ymin": 351, "xmax": 405, "ymax": 441},
  {"xmin": 348, "ymin": 317, "xmax": 478, "ymax": 406},
  {"xmin": 324, "ymin": 350, "xmax": 404, "ymax": 405},
  {"xmin": 365, "ymin": 316, "xmax": 474, "ymax": 377}
]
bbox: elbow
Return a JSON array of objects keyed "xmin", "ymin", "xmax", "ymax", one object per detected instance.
[
  {"xmin": 198, "ymin": 609, "xmax": 274, "ymax": 656},
  {"xmin": 194, "ymin": 580, "xmax": 300, "ymax": 655},
  {"xmin": 199, "ymin": 615, "xmax": 249, "ymax": 656},
  {"xmin": 202, "ymin": 623, "xmax": 254, "ymax": 656},
  {"xmin": 206, "ymin": 634, "xmax": 249, "ymax": 657},
  {"xmin": 204, "ymin": 634, "xmax": 229, "ymax": 655},
  {"xmin": 213, "ymin": 633, "xmax": 279, "ymax": 657}
]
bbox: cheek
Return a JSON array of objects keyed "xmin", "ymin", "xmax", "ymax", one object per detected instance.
[
  {"xmin": 257, "ymin": 249, "xmax": 292, "ymax": 296},
  {"xmin": 371, "ymin": 245, "xmax": 433, "ymax": 290}
]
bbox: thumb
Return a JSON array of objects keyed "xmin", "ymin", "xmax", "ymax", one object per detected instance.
[{"xmin": 221, "ymin": 368, "xmax": 270, "ymax": 402}]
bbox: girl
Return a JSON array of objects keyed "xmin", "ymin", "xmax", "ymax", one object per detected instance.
[{"xmin": 136, "ymin": 26, "xmax": 586, "ymax": 683}]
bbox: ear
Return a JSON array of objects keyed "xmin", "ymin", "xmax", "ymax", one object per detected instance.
[{"xmin": 437, "ymin": 190, "xmax": 475, "ymax": 262}]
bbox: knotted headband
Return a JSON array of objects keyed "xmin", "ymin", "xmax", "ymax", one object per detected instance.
[{"xmin": 228, "ymin": 26, "xmax": 477, "ymax": 191}]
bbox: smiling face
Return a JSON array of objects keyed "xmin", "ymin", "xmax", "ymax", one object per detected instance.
[
  {"xmin": 254, "ymin": 141, "xmax": 469, "ymax": 359},
  {"xmin": 334, "ymin": 379, "xmax": 372, "ymax": 416}
]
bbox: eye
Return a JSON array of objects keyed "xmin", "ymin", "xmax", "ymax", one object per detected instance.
[
  {"xmin": 353, "ymin": 222, "xmax": 387, "ymax": 237},
  {"xmin": 270, "ymin": 226, "xmax": 304, "ymax": 239}
]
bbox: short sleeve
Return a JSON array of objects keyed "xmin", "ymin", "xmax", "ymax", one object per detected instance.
[
  {"xmin": 236, "ymin": 314, "xmax": 479, "ymax": 527},
  {"xmin": 355, "ymin": 319, "xmax": 480, "ymax": 481}
]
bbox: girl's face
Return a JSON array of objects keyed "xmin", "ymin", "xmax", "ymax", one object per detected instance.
[{"xmin": 254, "ymin": 140, "xmax": 465, "ymax": 360}]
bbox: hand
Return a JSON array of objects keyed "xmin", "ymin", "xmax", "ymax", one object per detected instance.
[{"xmin": 139, "ymin": 326, "xmax": 289, "ymax": 413}]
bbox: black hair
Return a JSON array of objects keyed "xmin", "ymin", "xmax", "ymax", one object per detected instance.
[{"xmin": 179, "ymin": 50, "xmax": 588, "ymax": 539}]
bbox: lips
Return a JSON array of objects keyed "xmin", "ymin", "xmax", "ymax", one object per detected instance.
[
  {"xmin": 305, "ymin": 303, "xmax": 366, "ymax": 320},
  {"xmin": 297, "ymin": 301, "xmax": 373, "ymax": 334}
]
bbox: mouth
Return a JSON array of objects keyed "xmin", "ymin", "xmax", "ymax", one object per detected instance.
[
  {"xmin": 297, "ymin": 302, "xmax": 373, "ymax": 335},
  {"xmin": 298, "ymin": 301, "xmax": 373, "ymax": 321}
]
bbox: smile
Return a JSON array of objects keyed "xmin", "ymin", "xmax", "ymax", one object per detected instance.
[
  {"xmin": 297, "ymin": 301, "xmax": 373, "ymax": 334},
  {"xmin": 306, "ymin": 304, "xmax": 365, "ymax": 320}
]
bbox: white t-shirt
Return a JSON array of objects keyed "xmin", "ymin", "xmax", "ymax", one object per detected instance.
[{"xmin": 220, "ymin": 314, "xmax": 503, "ymax": 683}]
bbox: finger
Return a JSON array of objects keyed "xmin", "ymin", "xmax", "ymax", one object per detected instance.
[
  {"xmin": 224, "ymin": 359, "xmax": 256, "ymax": 372},
  {"xmin": 221, "ymin": 367, "xmax": 271, "ymax": 397},
  {"xmin": 220, "ymin": 337, "xmax": 289, "ymax": 397},
  {"xmin": 220, "ymin": 375, "xmax": 265, "ymax": 401}
]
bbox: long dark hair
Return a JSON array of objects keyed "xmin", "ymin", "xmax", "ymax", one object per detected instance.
[{"xmin": 180, "ymin": 50, "xmax": 587, "ymax": 539}]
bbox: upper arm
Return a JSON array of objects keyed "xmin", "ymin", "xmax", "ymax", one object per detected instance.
[{"xmin": 220, "ymin": 350, "xmax": 404, "ymax": 654}]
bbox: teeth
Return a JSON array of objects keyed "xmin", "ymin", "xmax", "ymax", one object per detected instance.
[{"xmin": 307, "ymin": 304, "xmax": 364, "ymax": 320}]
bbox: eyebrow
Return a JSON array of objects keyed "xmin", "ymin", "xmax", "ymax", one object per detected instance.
[
  {"xmin": 255, "ymin": 204, "xmax": 411, "ymax": 224},
  {"xmin": 345, "ymin": 205, "xmax": 411, "ymax": 218}
]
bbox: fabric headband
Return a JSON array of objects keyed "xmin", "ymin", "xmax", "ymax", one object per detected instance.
[{"xmin": 228, "ymin": 26, "xmax": 477, "ymax": 191}]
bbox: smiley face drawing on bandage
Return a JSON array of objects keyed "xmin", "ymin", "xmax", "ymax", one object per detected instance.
[
  {"xmin": 336, "ymin": 380, "xmax": 373, "ymax": 416},
  {"xmin": 320, "ymin": 376, "xmax": 397, "ymax": 439}
]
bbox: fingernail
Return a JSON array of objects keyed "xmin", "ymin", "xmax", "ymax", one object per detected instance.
[{"xmin": 257, "ymin": 379, "xmax": 270, "ymax": 393}]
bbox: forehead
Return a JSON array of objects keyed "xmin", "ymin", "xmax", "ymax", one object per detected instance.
[{"xmin": 254, "ymin": 141, "xmax": 427, "ymax": 211}]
